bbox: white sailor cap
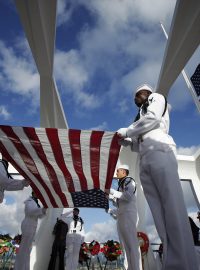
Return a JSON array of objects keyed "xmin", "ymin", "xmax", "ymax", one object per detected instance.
[
  {"xmin": 135, "ymin": 83, "xmax": 154, "ymax": 94},
  {"xmin": 117, "ymin": 164, "xmax": 129, "ymax": 171}
]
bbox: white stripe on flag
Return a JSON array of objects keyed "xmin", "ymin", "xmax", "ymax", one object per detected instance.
[
  {"xmin": 58, "ymin": 129, "xmax": 81, "ymax": 191},
  {"xmin": 35, "ymin": 128, "xmax": 73, "ymax": 206},
  {"xmin": 13, "ymin": 127, "xmax": 63, "ymax": 207},
  {"xmin": 99, "ymin": 132, "xmax": 114, "ymax": 191},
  {"xmin": 80, "ymin": 130, "xmax": 94, "ymax": 190},
  {"xmin": 0, "ymin": 128, "xmax": 52, "ymax": 207}
]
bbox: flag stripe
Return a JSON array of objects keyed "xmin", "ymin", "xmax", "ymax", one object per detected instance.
[
  {"xmin": 46, "ymin": 128, "xmax": 75, "ymax": 193},
  {"xmin": 0, "ymin": 139, "xmax": 48, "ymax": 208},
  {"xmin": 80, "ymin": 131, "xmax": 95, "ymax": 190},
  {"xmin": 24, "ymin": 127, "xmax": 68, "ymax": 207},
  {"xmin": 90, "ymin": 131, "xmax": 104, "ymax": 189},
  {"xmin": 68, "ymin": 129, "xmax": 88, "ymax": 190},
  {"xmin": 58, "ymin": 129, "xmax": 81, "ymax": 191},
  {"xmin": 105, "ymin": 133, "xmax": 121, "ymax": 189},
  {"xmin": 17, "ymin": 127, "xmax": 62, "ymax": 207},
  {"xmin": 35, "ymin": 128, "xmax": 72, "ymax": 207},
  {"xmin": 45, "ymin": 129, "xmax": 74, "ymax": 206},
  {"xmin": 13, "ymin": 126, "xmax": 60, "ymax": 207},
  {"xmin": 17, "ymin": 127, "xmax": 61, "ymax": 207},
  {"xmin": 99, "ymin": 132, "xmax": 114, "ymax": 191},
  {"xmin": 0, "ymin": 126, "xmax": 56, "ymax": 207},
  {"xmin": 0, "ymin": 128, "xmax": 52, "ymax": 207}
]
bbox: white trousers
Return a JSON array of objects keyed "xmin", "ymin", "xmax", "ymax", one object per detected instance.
[
  {"xmin": 14, "ymin": 221, "xmax": 36, "ymax": 270},
  {"xmin": 140, "ymin": 150, "xmax": 198, "ymax": 270},
  {"xmin": 117, "ymin": 213, "xmax": 142, "ymax": 270},
  {"xmin": 65, "ymin": 236, "xmax": 81, "ymax": 270}
]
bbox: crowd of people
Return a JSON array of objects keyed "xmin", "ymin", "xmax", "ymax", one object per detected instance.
[{"xmin": 0, "ymin": 83, "xmax": 200, "ymax": 270}]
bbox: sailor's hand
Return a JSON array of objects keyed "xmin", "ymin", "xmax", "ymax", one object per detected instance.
[
  {"xmin": 110, "ymin": 188, "xmax": 115, "ymax": 195},
  {"xmin": 117, "ymin": 128, "xmax": 128, "ymax": 138},
  {"xmin": 118, "ymin": 138, "xmax": 132, "ymax": 146}
]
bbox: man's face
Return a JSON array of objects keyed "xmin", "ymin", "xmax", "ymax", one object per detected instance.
[
  {"xmin": 116, "ymin": 168, "xmax": 127, "ymax": 179},
  {"xmin": 134, "ymin": 90, "xmax": 151, "ymax": 107},
  {"xmin": 73, "ymin": 209, "xmax": 79, "ymax": 216}
]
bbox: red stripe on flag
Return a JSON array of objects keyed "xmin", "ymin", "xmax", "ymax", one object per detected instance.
[
  {"xmin": 68, "ymin": 129, "xmax": 88, "ymax": 190},
  {"xmin": 0, "ymin": 141, "xmax": 48, "ymax": 207},
  {"xmin": 90, "ymin": 131, "xmax": 104, "ymax": 189},
  {"xmin": 23, "ymin": 127, "xmax": 68, "ymax": 207},
  {"xmin": 46, "ymin": 128, "xmax": 75, "ymax": 193},
  {"xmin": 0, "ymin": 126, "xmax": 54, "ymax": 207},
  {"xmin": 105, "ymin": 133, "xmax": 121, "ymax": 189}
]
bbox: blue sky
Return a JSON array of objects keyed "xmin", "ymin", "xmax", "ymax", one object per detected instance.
[{"xmin": 0, "ymin": 0, "xmax": 200, "ymax": 243}]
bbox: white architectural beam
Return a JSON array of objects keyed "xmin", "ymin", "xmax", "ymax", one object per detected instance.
[
  {"xmin": 14, "ymin": 0, "xmax": 68, "ymax": 129},
  {"xmin": 14, "ymin": 0, "xmax": 56, "ymax": 75},
  {"xmin": 14, "ymin": 1, "xmax": 67, "ymax": 269},
  {"xmin": 157, "ymin": 0, "xmax": 200, "ymax": 95}
]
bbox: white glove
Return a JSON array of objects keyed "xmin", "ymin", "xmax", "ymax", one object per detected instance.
[
  {"xmin": 118, "ymin": 138, "xmax": 132, "ymax": 147},
  {"xmin": 109, "ymin": 194, "xmax": 115, "ymax": 200},
  {"xmin": 117, "ymin": 128, "xmax": 128, "ymax": 138},
  {"xmin": 110, "ymin": 188, "xmax": 115, "ymax": 195}
]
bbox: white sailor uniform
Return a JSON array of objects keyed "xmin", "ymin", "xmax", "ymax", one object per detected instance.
[
  {"xmin": 14, "ymin": 196, "xmax": 46, "ymax": 270},
  {"xmin": 110, "ymin": 176, "xmax": 142, "ymax": 270},
  {"xmin": 61, "ymin": 210, "xmax": 85, "ymax": 270},
  {"xmin": 118, "ymin": 92, "xmax": 198, "ymax": 270}
]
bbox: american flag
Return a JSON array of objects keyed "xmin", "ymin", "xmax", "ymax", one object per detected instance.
[
  {"xmin": 0, "ymin": 125, "xmax": 121, "ymax": 209},
  {"xmin": 191, "ymin": 63, "xmax": 200, "ymax": 101}
]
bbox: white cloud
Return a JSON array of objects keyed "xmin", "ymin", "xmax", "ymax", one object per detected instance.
[
  {"xmin": 0, "ymin": 39, "xmax": 39, "ymax": 111},
  {"xmin": 84, "ymin": 220, "xmax": 118, "ymax": 243},
  {"xmin": 177, "ymin": 146, "xmax": 200, "ymax": 156},
  {"xmin": 0, "ymin": 105, "xmax": 11, "ymax": 120},
  {"xmin": 57, "ymin": 0, "xmax": 77, "ymax": 26},
  {"xmin": 55, "ymin": 49, "xmax": 101, "ymax": 109},
  {"xmin": 89, "ymin": 121, "xmax": 108, "ymax": 131}
]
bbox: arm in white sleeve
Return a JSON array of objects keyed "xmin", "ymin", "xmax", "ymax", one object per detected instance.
[
  {"xmin": 0, "ymin": 168, "xmax": 26, "ymax": 191},
  {"xmin": 110, "ymin": 181, "xmax": 136, "ymax": 202},
  {"xmin": 4, "ymin": 178, "xmax": 26, "ymax": 191},
  {"xmin": 25, "ymin": 199, "xmax": 46, "ymax": 218},
  {"xmin": 60, "ymin": 209, "xmax": 74, "ymax": 223},
  {"xmin": 127, "ymin": 93, "xmax": 166, "ymax": 138},
  {"xmin": 61, "ymin": 209, "xmax": 73, "ymax": 218}
]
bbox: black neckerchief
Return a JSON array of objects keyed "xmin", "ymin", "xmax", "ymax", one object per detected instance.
[
  {"xmin": 134, "ymin": 109, "xmax": 140, "ymax": 122},
  {"xmin": 73, "ymin": 215, "xmax": 84, "ymax": 231},
  {"xmin": 73, "ymin": 215, "xmax": 79, "ymax": 228},
  {"xmin": 117, "ymin": 177, "xmax": 127, "ymax": 191},
  {"xmin": 118, "ymin": 176, "xmax": 136, "ymax": 193},
  {"xmin": 31, "ymin": 196, "xmax": 41, "ymax": 208}
]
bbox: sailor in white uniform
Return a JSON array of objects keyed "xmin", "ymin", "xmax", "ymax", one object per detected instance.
[
  {"xmin": 117, "ymin": 84, "xmax": 198, "ymax": 270},
  {"xmin": 0, "ymin": 159, "xmax": 30, "ymax": 203},
  {"xmin": 61, "ymin": 208, "xmax": 85, "ymax": 270},
  {"xmin": 108, "ymin": 164, "xmax": 142, "ymax": 270},
  {"xmin": 14, "ymin": 191, "xmax": 46, "ymax": 270}
]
